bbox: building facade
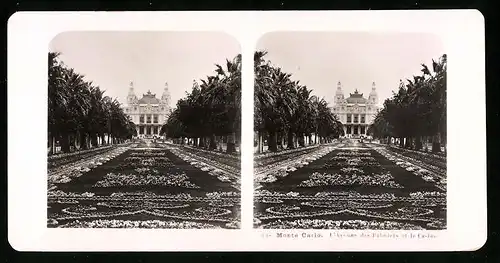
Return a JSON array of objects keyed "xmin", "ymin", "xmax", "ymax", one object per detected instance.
[
  {"xmin": 332, "ymin": 81, "xmax": 379, "ymax": 138},
  {"xmin": 123, "ymin": 81, "xmax": 172, "ymax": 137}
]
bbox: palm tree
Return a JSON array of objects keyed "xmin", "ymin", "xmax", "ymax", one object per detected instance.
[
  {"xmin": 254, "ymin": 50, "xmax": 342, "ymax": 153},
  {"xmin": 162, "ymin": 54, "xmax": 242, "ymax": 154},
  {"xmin": 48, "ymin": 52, "xmax": 135, "ymax": 155},
  {"xmin": 370, "ymin": 54, "xmax": 447, "ymax": 153}
]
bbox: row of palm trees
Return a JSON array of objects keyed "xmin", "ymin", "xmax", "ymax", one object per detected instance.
[
  {"xmin": 368, "ymin": 54, "xmax": 447, "ymax": 153},
  {"xmin": 254, "ymin": 51, "xmax": 344, "ymax": 153},
  {"xmin": 48, "ymin": 52, "xmax": 137, "ymax": 155},
  {"xmin": 160, "ymin": 54, "xmax": 242, "ymax": 154}
]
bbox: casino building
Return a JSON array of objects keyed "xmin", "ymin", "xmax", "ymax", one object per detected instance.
[
  {"xmin": 331, "ymin": 81, "xmax": 379, "ymax": 138},
  {"xmin": 123, "ymin": 81, "xmax": 172, "ymax": 137}
]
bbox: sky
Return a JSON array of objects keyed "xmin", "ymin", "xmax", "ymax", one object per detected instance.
[
  {"xmin": 49, "ymin": 31, "xmax": 241, "ymax": 106},
  {"xmin": 256, "ymin": 32, "xmax": 445, "ymax": 106}
]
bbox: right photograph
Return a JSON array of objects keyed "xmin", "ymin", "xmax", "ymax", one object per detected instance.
[{"xmin": 253, "ymin": 32, "xmax": 447, "ymax": 230}]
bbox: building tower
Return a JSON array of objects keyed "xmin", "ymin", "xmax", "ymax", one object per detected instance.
[
  {"xmin": 335, "ymin": 81, "xmax": 345, "ymax": 105},
  {"xmin": 368, "ymin": 81, "xmax": 378, "ymax": 105},
  {"xmin": 160, "ymin": 82, "xmax": 172, "ymax": 122},
  {"xmin": 127, "ymin": 81, "xmax": 138, "ymax": 105},
  {"xmin": 161, "ymin": 82, "xmax": 171, "ymax": 106}
]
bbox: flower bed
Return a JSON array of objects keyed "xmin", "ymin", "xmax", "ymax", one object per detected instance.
[
  {"xmin": 93, "ymin": 172, "xmax": 200, "ymax": 189},
  {"xmin": 409, "ymin": 191, "xmax": 446, "ymax": 198},
  {"xmin": 352, "ymin": 207, "xmax": 435, "ymax": 222},
  {"xmin": 170, "ymin": 148, "xmax": 239, "ymax": 184},
  {"xmin": 371, "ymin": 146, "xmax": 446, "ymax": 190},
  {"xmin": 259, "ymin": 219, "xmax": 425, "ymax": 230},
  {"xmin": 260, "ymin": 197, "xmax": 284, "ymax": 204},
  {"xmin": 255, "ymin": 145, "xmax": 321, "ymax": 165},
  {"xmin": 209, "ymin": 200, "xmax": 236, "ymax": 207},
  {"xmin": 388, "ymin": 144, "xmax": 446, "ymax": 163},
  {"xmin": 301, "ymin": 200, "xmax": 393, "ymax": 209},
  {"xmin": 426, "ymin": 220, "xmax": 447, "ymax": 229},
  {"xmin": 298, "ymin": 171, "xmax": 404, "ymax": 188},
  {"xmin": 120, "ymin": 156, "xmax": 175, "ymax": 169},
  {"xmin": 57, "ymin": 219, "xmax": 222, "ymax": 229},
  {"xmin": 48, "ymin": 147, "xmax": 129, "ymax": 186},
  {"xmin": 48, "ymin": 190, "xmax": 95, "ymax": 198},
  {"xmin": 97, "ymin": 201, "xmax": 190, "ymax": 209},
  {"xmin": 129, "ymin": 150, "xmax": 167, "ymax": 157},
  {"xmin": 255, "ymin": 209, "xmax": 345, "ymax": 220},
  {"xmin": 254, "ymin": 190, "xmax": 300, "ymax": 197},
  {"xmin": 62, "ymin": 205, "xmax": 98, "ymax": 215},
  {"xmin": 48, "ymin": 145, "xmax": 115, "ymax": 165},
  {"xmin": 109, "ymin": 191, "xmax": 192, "ymax": 199},
  {"xmin": 147, "ymin": 207, "xmax": 233, "ymax": 222},
  {"xmin": 180, "ymin": 145, "xmax": 240, "ymax": 166},
  {"xmin": 206, "ymin": 191, "xmax": 240, "ymax": 198},
  {"xmin": 254, "ymin": 146, "xmax": 336, "ymax": 184},
  {"xmin": 265, "ymin": 205, "xmax": 301, "ymax": 215},
  {"xmin": 225, "ymin": 221, "xmax": 241, "ymax": 229}
]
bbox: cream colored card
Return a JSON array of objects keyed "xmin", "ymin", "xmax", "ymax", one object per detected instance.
[{"xmin": 8, "ymin": 10, "xmax": 486, "ymax": 251}]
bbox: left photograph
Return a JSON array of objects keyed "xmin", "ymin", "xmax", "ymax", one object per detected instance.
[{"xmin": 47, "ymin": 31, "xmax": 242, "ymax": 229}]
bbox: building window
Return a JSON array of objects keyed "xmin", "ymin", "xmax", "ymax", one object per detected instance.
[
  {"xmin": 139, "ymin": 115, "xmax": 145, "ymax": 124},
  {"xmin": 146, "ymin": 115, "xmax": 152, "ymax": 123},
  {"xmin": 346, "ymin": 126, "xmax": 351, "ymax": 134},
  {"xmin": 361, "ymin": 115, "xmax": 366, "ymax": 123},
  {"xmin": 346, "ymin": 114, "xmax": 352, "ymax": 123},
  {"xmin": 361, "ymin": 126, "xmax": 366, "ymax": 134},
  {"xmin": 153, "ymin": 115, "xmax": 158, "ymax": 123},
  {"xmin": 354, "ymin": 114, "xmax": 359, "ymax": 123}
]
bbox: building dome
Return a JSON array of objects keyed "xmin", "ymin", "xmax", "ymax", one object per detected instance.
[
  {"xmin": 138, "ymin": 90, "xmax": 161, "ymax": 104},
  {"xmin": 345, "ymin": 89, "xmax": 368, "ymax": 104}
]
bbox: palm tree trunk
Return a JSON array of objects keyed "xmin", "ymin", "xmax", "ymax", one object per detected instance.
[
  {"xmin": 209, "ymin": 135, "xmax": 216, "ymax": 150},
  {"xmin": 60, "ymin": 133, "xmax": 71, "ymax": 153},
  {"xmin": 226, "ymin": 132, "xmax": 236, "ymax": 153},
  {"xmin": 276, "ymin": 132, "xmax": 283, "ymax": 151},
  {"xmin": 90, "ymin": 134, "xmax": 98, "ymax": 148},
  {"xmin": 256, "ymin": 131, "xmax": 262, "ymax": 153},
  {"xmin": 79, "ymin": 132, "xmax": 87, "ymax": 150},
  {"xmin": 268, "ymin": 130, "xmax": 278, "ymax": 152},
  {"xmin": 259, "ymin": 132, "xmax": 264, "ymax": 153},
  {"xmin": 432, "ymin": 132, "xmax": 441, "ymax": 153},
  {"xmin": 298, "ymin": 133, "xmax": 305, "ymax": 147},
  {"xmin": 287, "ymin": 129, "xmax": 294, "ymax": 149},
  {"xmin": 404, "ymin": 137, "xmax": 411, "ymax": 148},
  {"xmin": 415, "ymin": 136, "xmax": 422, "ymax": 151}
]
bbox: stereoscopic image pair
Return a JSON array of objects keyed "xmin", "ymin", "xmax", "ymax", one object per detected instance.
[{"xmin": 47, "ymin": 31, "xmax": 446, "ymax": 230}]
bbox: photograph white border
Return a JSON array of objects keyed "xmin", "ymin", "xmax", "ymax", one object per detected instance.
[{"xmin": 8, "ymin": 10, "xmax": 486, "ymax": 251}]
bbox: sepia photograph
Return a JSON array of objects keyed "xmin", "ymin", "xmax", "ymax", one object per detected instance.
[
  {"xmin": 47, "ymin": 31, "xmax": 242, "ymax": 229},
  {"xmin": 8, "ymin": 10, "xmax": 485, "ymax": 251},
  {"xmin": 253, "ymin": 32, "xmax": 447, "ymax": 230}
]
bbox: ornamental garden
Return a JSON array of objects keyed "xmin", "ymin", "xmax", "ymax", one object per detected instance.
[
  {"xmin": 48, "ymin": 140, "xmax": 241, "ymax": 229},
  {"xmin": 47, "ymin": 51, "xmax": 242, "ymax": 229},
  {"xmin": 253, "ymin": 52, "xmax": 447, "ymax": 230}
]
